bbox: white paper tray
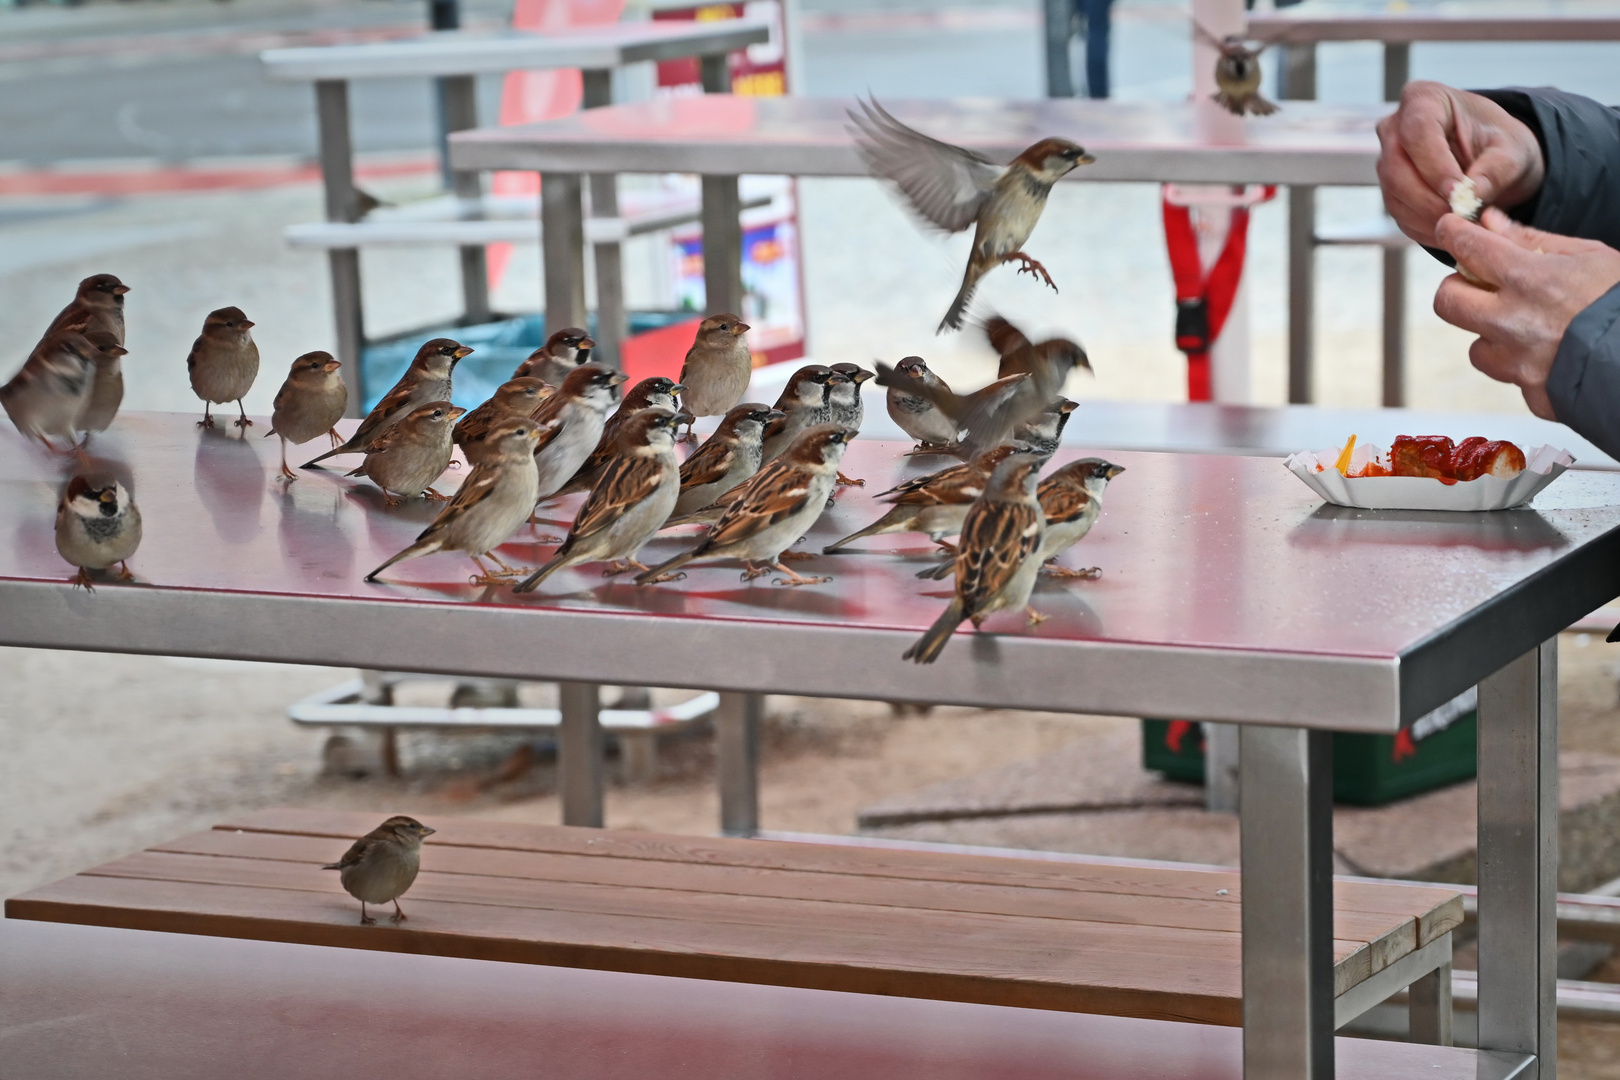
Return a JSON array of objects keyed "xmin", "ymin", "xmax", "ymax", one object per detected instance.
[{"xmin": 1285, "ymin": 444, "xmax": 1574, "ymax": 511}]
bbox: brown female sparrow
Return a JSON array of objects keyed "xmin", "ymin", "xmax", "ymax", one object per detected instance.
[
  {"xmin": 825, "ymin": 443, "xmax": 1024, "ymax": 555},
  {"xmin": 266, "ymin": 352, "xmax": 348, "ymax": 480},
  {"xmin": 886, "ymin": 356, "xmax": 959, "ymax": 451},
  {"xmin": 761, "ymin": 366, "xmax": 848, "ymax": 463},
  {"xmin": 672, "ymin": 402, "xmax": 781, "ymax": 518},
  {"xmin": 988, "ymin": 316, "xmax": 1091, "ymax": 403},
  {"xmin": 2, "ymin": 330, "xmax": 97, "ymax": 453},
  {"xmin": 305, "ymin": 338, "xmax": 471, "ymax": 466},
  {"xmin": 531, "ymin": 364, "xmax": 628, "ymax": 505},
  {"xmin": 849, "ymin": 98, "xmax": 1094, "ymax": 332},
  {"xmin": 55, "ymin": 475, "xmax": 142, "ymax": 590},
  {"xmin": 637, "ymin": 424, "xmax": 854, "ymax": 587},
  {"xmin": 874, "ymin": 364, "xmax": 1037, "ymax": 462},
  {"xmin": 347, "ymin": 401, "xmax": 465, "ymax": 504},
  {"xmin": 514, "ymin": 408, "xmax": 688, "ymax": 592},
  {"xmin": 556, "ymin": 375, "xmax": 685, "ymax": 497},
  {"xmin": 1034, "ymin": 457, "xmax": 1124, "ymax": 579},
  {"xmin": 677, "ymin": 313, "xmax": 753, "ymax": 434},
  {"xmin": 187, "ymin": 306, "xmax": 259, "ymax": 428},
  {"xmin": 454, "ymin": 376, "xmax": 552, "ymax": 465},
  {"xmin": 1194, "ymin": 23, "xmax": 1278, "ymax": 117},
  {"xmin": 904, "ymin": 452, "xmax": 1047, "ymax": 664},
  {"xmin": 45, "ymin": 273, "xmax": 129, "ymax": 346},
  {"xmin": 513, "ymin": 327, "xmax": 593, "ymax": 385},
  {"xmin": 74, "ymin": 330, "xmax": 128, "ymax": 441},
  {"xmin": 322, "ymin": 815, "xmax": 436, "ymax": 925},
  {"xmin": 366, "ymin": 416, "xmax": 545, "ymax": 584}
]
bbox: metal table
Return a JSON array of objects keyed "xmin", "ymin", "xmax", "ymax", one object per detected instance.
[
  {"xmin": 260, "ymin": 17, "xmax": 771, "ymax": 404},
  {"xmin": 447, "ymin": 95, "xmax": 1387, "ymax": 343},
  {"xmin": 7, "ymin": 410, "xmax": 1619, "ymax": 1079}
]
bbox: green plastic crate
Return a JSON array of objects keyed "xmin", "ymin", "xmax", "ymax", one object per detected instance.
[{"xmin": 1141, "ymin": 694, "xmax": 1478, "ymax": 806}]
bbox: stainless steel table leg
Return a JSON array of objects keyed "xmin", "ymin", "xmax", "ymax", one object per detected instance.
[
  {"xmin": 1409, "ymin": 960, "xmax": 1453, "ymax": 1045},
  {"xmin": 1477, "ymin": 642, "xmax": 1558, "ymax": 1076},
  {"xmin": 315, "ymin": 79, "xmax": 364, "ymax": 414},
  {"xmin": 1381, "ymin": 246, "xmax": 1405, "ymax": 407},
  {"xmin": 542, "ymin": 172, "xmax": 587, "ymax": 336},
  {"xmin": 702, "ymin": 177, "xmax": 745, "ymax": 318},
  {"xmin": 1204, "ymin": 722, "xmax": 1240, "ymax": 813},
  {"xmin": 716, "ymin": 691, "xmax": 761, "ymax": 836},
  {"xmin": 1281, "ymin": 45, "xmax": 1316, "ymax": 406},
  {"xmin": 1240, "ymin": 724, "xmax": 1334, "ymax": 1079},
  {"xmin": 559, "ymin": 680, "xmax": 604, "ymax": 828},
  {"xmin": 700, "ymin": 53, "xmax": 731, "ymax": 94},
  {"xmin": 582, "ymin": 68, "xmax": 624, "ymax": 369},
  {"xmin": 440, "ymin": 73, "xmax": 491, "ymax": 325}
]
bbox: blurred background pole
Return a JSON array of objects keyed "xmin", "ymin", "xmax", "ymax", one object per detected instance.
[
  {"xmin": 430, "ymin": 0, "xmax": 461, "ymax": 192},
  {"xmin": 1043, "ymin": 0, "xmax": 1075, "ymax": 97}
]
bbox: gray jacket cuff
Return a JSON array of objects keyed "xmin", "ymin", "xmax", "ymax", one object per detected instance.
[
  {"xmin": 1548, "ymin": 282, "xmax": 1620, "ymax": 459},
  {"xmin": 1518, "ymin": 88, "xmax": 1620, "ymax": 250}
]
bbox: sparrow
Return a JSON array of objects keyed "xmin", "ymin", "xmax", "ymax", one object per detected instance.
[
  {"xmin": 513, "ymin": 407, "xmax": 688, "ymax": 592},
  {"xmin": 513, "ymin": 327, "xmax": 594, "ymax": 386},
  {"xmin": 677, "ymin": 313, "xmax": 753, "ymax": 434},
  {"xmin": 555, "ymin": 375, "xmax": 684, "ymax": 497},
  {"xmin": 347, "ymin": 401, "xmax": 465, "ymax": 505},
  {"xmin": 988, "ymin": 316, "xmax": 1091, "ymax": 403},
  {"xmin": 636, "ymin": 424, "xmax": 854, "ymax": 587},
  {"xmin": 1, "ymin": 330, "xmax": 97, "ymax": 453},
  {"xmin": 266, "ymin": 352, "xmax": 348, "ymax": 480},
  {"xmin": 761, "ymin": 366, "xmax": 847, "ymax": 464},
  {"xmin": 366, "ymin": 416, "xmax": 545, "ymax": 584},
  {"xmin": 1194, "ymin": 22, "xmax": 1278, "ymax": 117},
  {"xmin": 886, "ymin": 356, "xmax": 959, "ymax": 451},
  {"xmin": 44, "ymin": 273, "xmax": 129, "ymax": 347},
  {"xmin": 671, "ymin": 402, "xmax": 780, "ymax": 518},
  {"xmin": 824, "ymin": 363, "xmax": 874, "ymax": 485},
  {"xmin": 74, "ymin": 330, "xmax": 128, "ymax": 441},
  {"xmin": 848, "ymin": 98, "xmax": 1094, "ymax": 332},
  {"xmin": 904, "ymin": 452, "xmax": 1048, "ymax": 664},
  {"xmin": 187, "ymin": 306, "xmax": 259, "ymax": 428},
  {"xmin": 305, "ymin": 338, "xmax": 471, "ymax": 466},
  {"xmin": 873, "ymin": 364, "xmax": 1037, "ymax": 462},
  {"xmin": 453, "ymin": 376, "xmax": 551, "ymax": 465},
  {"xmin": 1034, "ymin": 457, "xmax": 1124, "ymax": 579},
  {"xmin": 55, "ymin": 475, "xmax": 142, "ymax": 591},
  {"xmin": 321, "ymin": 815, "xmax": 436, "ymax": 925},
  {"xmin": 825, "ymin": 443, "xmax": 1024, "ymax": 555},
  {"xmin": 531, "ymin": 364, "xmax": 629, "ymax": 506}
]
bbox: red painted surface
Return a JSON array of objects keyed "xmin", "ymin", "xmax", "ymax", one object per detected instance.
[{"xmin": 0, "ymin": 158, "xmax": 436, "ymax": 198}]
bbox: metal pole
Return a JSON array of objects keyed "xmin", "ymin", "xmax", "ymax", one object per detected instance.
[
  {"xmin": 541, "ymin": 173, "xmax": 587, "ymax": 335},
  {"xmin": 1476, "ymin": 642, "xmax": 1558, "ymax": 1077},
  {"xmin": 439, "ymin": 74, "xmax": 491, "ymax": 324},
  {"xmin": 1043, "ymin": 0, "xmax": 1075, "ymax": 98},
  {"xmin": 1408, "ymin": 960, "xmax": 1453, "ymax": 1045},
  {"xmin": 582, "ymin": 68, "xmax": 624, "ymax": 369},
  {"xmin": 716, "ymin": 692, "xmax": 762, "ymax": 836},
  {"xmin": 1380, "ymin": 43, "xmax": 1411, "ymax": 409},
  {"xmin": 1282, "ymin": 44, "xmax": 1317, "ymax": 405},
  {"xmin": 1204, "ymin": 722, "xmax": 1239, "ymax": 812},
  {"xmin": 699, "ymin": 52, "xmax": 745, "ymax": 319},
  {"xmin": 429, "ymin": 0, "xmax": 461, "ymax": 192},
  {"xmin": 1240, "ymin": 724, "xmax": 1335, "ymax": 1080},
  {"xmin": 315, "ymin": 79, "xmax": 364, "ymax": 415},
  {"xmin": 559, "ymin": 681, "xmax": 604, "ymax": 827}
]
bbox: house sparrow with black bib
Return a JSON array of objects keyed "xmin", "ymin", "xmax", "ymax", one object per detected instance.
[
  {"xmin": 828, "ymin": 363, "xmax": 874, "ymax": 430},
  {"xmin": 322, "ymin": 815, "xmax": 436, "ymax": 925},
  {"xmin": 988, "ymin": 316, "xmax": 1091, "ymax": 403},
  {"xmin": 826, "ymin": 443, "xmax": 1024, "ymax": 555},
  {"xmin": 1194, "ymin": 22, "xmax": 1278, "ymax": 117},
  {"xmin": 672, "ymin": 402, "xmax": 780, "ymax": 518},
  {"xmin": 556, "ymin": 376, "xmax": 684, "ymax": 497},
  {"xmin": 677, "ymin": 313, "xmax": 752, "ymax": 435},
  {"xmin": 266, "ymin": 352, "xmax": 348, "ymax": 480},
  {"xmin": 849, "ymin": 98, "xmax": 1094, "ymax": 332},
  {"xmin": 761, "ymin": 366, "xmax": 847, "ymax": 463},
  {"xmin": 348, "ymin": 401, "xmax": 465, "ymax": 505},
  {"xmin": 1010, "ymin": 397, "xmax": 1078, "ymax": 456},
  {"xmin": 56, "ymin": 475, "xmax": 141, "ymax": 590},
  {"xmin": 531, "ymin": 364, "xmax": 629, "ymax": 507},
  {"xmin": 513, "ymin": 327, "xmax": 593, "ymax": 385},
  {"xmin": 305, "ymin": 339, "xmax": 470, "ymax": 467},
  {"xmin": 366, "ymin": 417, "xmax": 545, "ymax": 584},
  {"xmin": 74, "ymin": 331, "xmax": 128, "ymax": 442},
  {"xmin": 2, "ymin": 330, "xmax": 97, "ymax": 452},
  {"xmin": 454, "ymin": 376, "xmax": 551, "ymax": 466},
  {"xmin": 514, "ymin": 408, "xmax": 688, "ymax": 591},
  {"xmin": 637, "ymin": 424, "xmax": 854, "ymax": 587},
  {"xmin": 904, "ymin": 452, "xmax": 1047, "ymax": 664},
  {"xmin": 187, "ymin": 306, "xmax": 259, "ymax": 428},
  {"xmin": 1035, "ymin": 457, "xmax": 1124, "ymax": 579},
  {"xmin": 886, "ymin": 356, "xmax": 958, "ymax": 451},
  {"xmin": 44, "ymin": 273, "xmax": 129, "ymax": 346}
]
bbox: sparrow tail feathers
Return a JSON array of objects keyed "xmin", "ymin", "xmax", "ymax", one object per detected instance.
[
  {"xmin": 635, "ymin": 549, "xmax": 696, "ymax": 585},
  {"xmin": 914, "ymin": 560, "xmax": 954, "ymax": 581},
  {"xmin": 904, "ymin": 598, "xmax": 966, "ymax": 663},
  {"xmin": 939, "ymin": 261, "xmax": 983, "ymax": 334},
  {"xmin": 321, "ymin": 861, "xmax": 342, "ymax": 870},
  {"xmin": 823, "ymin": 512, "xmax": 900, "ymax": 553},
  {"xmin": 365, "ymin": 538, "xmax": 443, "ymax": 582},
  {"xmin": 511, "ymin": 551, "xmax": 574, "ymax": 593},
  {"xmin": 302, "ymin": 441, "xmax": 358, "ymax": 468}
]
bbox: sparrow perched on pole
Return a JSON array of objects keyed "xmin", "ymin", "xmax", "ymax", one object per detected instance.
[
  {"xmin": 347, "ymin": 401, "xmax": 465, "ymax": 504},
  {"xmin": 556, "ymin": 376, "xmax": 684, "ymax": 497},
  {"xmin": 636, "ymin": 424, "xmax": 854, "ymax": 587},
  {"xmin": 453, "ymin": 376, "xmax": 552, "ymax": 465},
  {"xmin": 365, "ymin": 417, "xmax": 545, "ymax": 584},
  {"xmin": 74, "ymin": 331, "xmax": 128, "ymax": 441},
  {"xmin": 513, "ymin": 327, "xmax": 594, "ymax": 385},
  {"xmin": 761, "ymin": 366, "xmax": 847, "ymax": 463},
  {"xmin": 2, "ymin": 330, "xmax": 98, "ymax": 452},
  {"xmin": 322, "ymin": 815, "xmax": 436, "ymax": 925},
  {"xmin": 1194, "ymin": 23, "xmax": 1278, "ymax": 117},
  {"xmin": 904, "ymin": 452, "xmax": 1048, "ymax": 664},
  {"xmin": 305, "ymin": 338, "xmax": 470, "ymax": 467},
  {"xmin": 187, "ymin": 306, "xmax": 259, "ymax": 428},
  {"xmin": 55, "ymin": 475, "xmax": 141, "ymax": 590},
  {"xmin": 1034, "ymin": 457, "xmax": 1124, "ymax": 578},
  {"xmin": 513, "ymin": 408, "xmax": 689, "ymax": 592},
  {"xmin": 266, "ymin": 352, "xmax": 348, "ymax": 480},
  {"xmin": 671, "ymin": 402, "xmax": 781, "ymax": 518},
  {"xmin": 824, "ymin": 443, "xmax": 1024, "ymax": 555},
  {"xmin": 531, "ymin": 364, "xmax": 629, "ymax": 506},
  {"xmin": 677, "ymin": 313, "xmax": 753, "ymax": 436},
  {"xmin": 885, "ymin": 356, "xmax": 958, "ymax": 451},
  {"xmin": 45, "ymin": 273, "xmax": 129, "ymax": 346},
  {"xmin": 848, "ymin": 98, "xmax": 1094, "ymax": 333}
]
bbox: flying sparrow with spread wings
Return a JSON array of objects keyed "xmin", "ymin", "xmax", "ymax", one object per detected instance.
[
  {"xmin": 672, "ymin": 402, "xmax": 781, "ymax": 518},
  {"xmin": 322, "ymin": 815, "xmax": 436, "ymax": 926},
  {"xmin": 1193, "ymin": 22, "xmax": 1278, "ymax": 117},
  {"xmin": 885, "ymin": 356, "xmax": 958, "ymax": 451},
  {"xmin": 347, "ymin": 401, "xmax": 465, "ymax": 505},
  {"xmin": 266, "ymin": 352, "xmax": 348, "ymax": 480},
  {"xmin": 55, "ymin": 475, "xmax": 142, "ymax": 591},
  {"xmin": 849, "ymin": 98, "xmax": 1094, "ymax": 333},
  {"xmin": 513, "ymin": 327, "xmax": 594, "ymax": 385},
  {"xmin": 187, "ymin": 306, "xmax": 259, "ymax": 429},
  {"xmin": 304, "ymin": 339, "xmax": 470, "ymax": 467},
  {"xmin": 2, "ymin": 330, "xmax": 98, "ymax": 453}
]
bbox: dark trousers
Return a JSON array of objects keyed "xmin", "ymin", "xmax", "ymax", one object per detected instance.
[{"xmin": 1075, "ymin": 0, "xmax": 1114, "ymax": 98}]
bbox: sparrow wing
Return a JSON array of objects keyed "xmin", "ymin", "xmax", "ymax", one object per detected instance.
[
  {"xmin": 323, "ymin": 835, "xmax": 375, "ymax": 870},
  {"xmin": 876, "ymin": 461, "xmax": 968, "ymax": 499},
  {"xmin": 679, "ymin": 437, "xmax": 738, "ymax": 489},
  {"xmin": 894, "ymin": 468, "xmax": 986, "ymax": 507},
  {"xmin": 1037, "ymin": 478, "xmax": 1094, "ymax": 524},
  {"xmin": 414, "ymin": 463, "xmax": 500, "ymax": 541},
  {"xmin": 568, "ymin": 455, "xmax": 668, "ymax": 543},
  {"xmin": 848, "ymin": 98, "xmax": 1000, "ymax": 235},
  {"xmin": 955, "ymin": 374, "xmax": 1039, "ymax": 453},
  {"xmin": 985, "ymin": 316, "xmax": 1032, "ymax": 363},
  {"xmin": 956, "ymin": 499, "xmax": 1042, "ymax": 618},
  {"xmin": 453, "ymin": 401, "xmax": 495, "ymax": 444},
  {"xmin": 702, "ymin": 462, "xmax": 814, "ymax": 549}
]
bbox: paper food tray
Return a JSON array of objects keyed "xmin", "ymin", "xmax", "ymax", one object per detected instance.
[{"xmin": 1284, "ymin": 444, "xmax": 1574, "ymax": 511}]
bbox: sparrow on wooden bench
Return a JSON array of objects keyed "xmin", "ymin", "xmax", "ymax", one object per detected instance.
[{"xmin": 322, "ymin": 815, "xmax": 436, "ymax": 926}]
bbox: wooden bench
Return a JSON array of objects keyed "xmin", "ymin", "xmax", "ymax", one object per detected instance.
[{"xmin": 5, "ymin": 808, "xmax": 1462, "ymax": 1031}]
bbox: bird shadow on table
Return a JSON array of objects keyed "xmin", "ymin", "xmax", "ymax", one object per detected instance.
[
  {"xmin": 276, "ymin": 482, "xmax": 355, "ymax": 584},
  {"xmin": 1287, "ymin": 503, "xmax": 1571, "ymax": 552},
  {"xmin": 192, "ymin": 425, "xmax": 265, "ymax": 544}
]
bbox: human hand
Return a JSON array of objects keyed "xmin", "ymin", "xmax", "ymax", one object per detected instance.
[
  {"xmin": 1433, "ymin": 208, "xmax": 1620, "ymax": 420},
  {"xmin": 1376, "ymin": 82, "xmax": 1545, "ymax": 247}
]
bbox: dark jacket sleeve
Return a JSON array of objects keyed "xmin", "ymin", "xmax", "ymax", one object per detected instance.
[{"xmin": 1547, "ymin": 283, "xmax": 1620, "ymax": 462}]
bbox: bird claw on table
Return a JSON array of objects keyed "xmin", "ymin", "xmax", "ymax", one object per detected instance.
[
  {"xmin": 1025, "ymin": 607, "xmax": 1050, "ymax": 626},
  {"xmin": 602, "ymin": 560, "xmax": 652, "ymax": 577},
  {"xmin": 778, "ymin": 550, "xmax": 817, "ymax": 561},
  {"xmin": 196, "ymin": 416, "xmax": 215, "ymax": 430},
  {"xmin": 116, "ymin": 561, "xmax": 134, "ymax": 582},
  {"xmin": 905, "ymin": 443, "xmax": 954, "ymax": 457},
  {"xmin": 1008, "ymin": 251, "xmax": 1058, "ymax": 292},
  {"xmin": 773, "ymin": 573, "xmax": 832, "ymax": 587},
  {"xmin": 233, "ymin": 417, "xmax": 254, "ymax": 428},
  {"xmin": 1044, "ymin": 564, "xmax": 1102, "ymax": 580},
  {"xmin": 69, "ymin": 568, "xmax": 95, "ymax": 592},
  {"xmin": 423, "ymin": 487, "xmax": 451, "ymax": 502},
  {"xmin": 740, "ymin": 564, "xmax": 773, "ymax": 582},
  {"xmin": 639, "ymin": 571, "xmax": 686, "ymax": 585},
  {"xmin": 933, "ymin": 540, "xmax": 957, "ymax": 555},
  {"xmin": 835, "ymin": 472, "xmax": 865, "ymax": 487}
]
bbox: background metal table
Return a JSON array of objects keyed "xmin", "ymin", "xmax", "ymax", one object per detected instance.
[{"xmin": 5, "ymin": 410, "xmax": 1615, "ymax": 1079}]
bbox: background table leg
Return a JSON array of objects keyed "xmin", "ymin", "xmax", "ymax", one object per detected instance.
[
  {"xmin": 1281, "ymin": 44, "xmax": 1316, "ymax": 406},
  {"xmin": 716, "ymin": 692, "xmax": 761, "ymax": 836},
  {"xmin": 541, "ymin": 172, "xmax": 587, "ymax": 337},
  {"xmin": 314, "ymin": 79, "xmax": 363, "ymax": 414},
  {"xmin": 440, "ymin": 73, "xmax": 490, "ymax": 325},
  {"xmin": 581, "ymin": 69, "xmax": 625, "ymax": 370},
  {"xmin": 701, "ymin": 177, "xmax": 744, "ymax": 318},
  {"xmin": 1408, "ymin": 960, "xmax": 1453, "ymax": 1045},
  {"xmin": 1477, "ymin": 642, "xmax": 1558, "ymax": 1077},
  {"xmin": 1240, "ymin": 724, "xmax": 1334, "ymax": 1079},
  {"xmin": 559, "ymin": 681, "xmax": 604, "ymax": 828}
]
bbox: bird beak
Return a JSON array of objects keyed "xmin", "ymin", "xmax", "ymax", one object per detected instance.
[
  {"xmin": 113, "ymin": 284, "xmax": 131, "ymax": 295},
  {"xmin": 323, "ymin": 360, "xmax": 342, "ymax": 373},
  {"xmin": 766, "ymin": 409, "xmax": 786, "ymax": 422},
  {"xmin": 1105, "ymin": 464, "xmax": 1125, "ymax": 479},
  {"xmin": 453, "ymin": 346, "xmax": 474, "ymax": 360},
  {"xmin": 853, "ymin": 371, "xmax": 874, "ymax": 385},
  {"xmin": 609, "ymin": 372, "xmax": 629, "ymax": 386},
  {"xmin": 1059, "ymin": 400, "xmax": 1079, "ymax": 414},
  {"xmin": 421, "ymin": 826, "xmax": 437, "ymax": 836},
  {"xmin": 1076, "ymin": 152, "xmax": 1096, "ymax": 165},
  {"xmin": 239, "ymin": 320, "xmax": 256, "ymax": 329},
  {"xmin": 579, "ymin": 337, "xmax": 597, "ymax": 351},
  {"xmin": 670, "ymin": 383, "xmax": 688, "ymax": 394},
  {"xmin": 448, "ymin": 407, "xmax": 467, "ymax": 419},
  {"xmin": 732, "ymin": 323, "xmax": 751, "ymax": 336}
]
